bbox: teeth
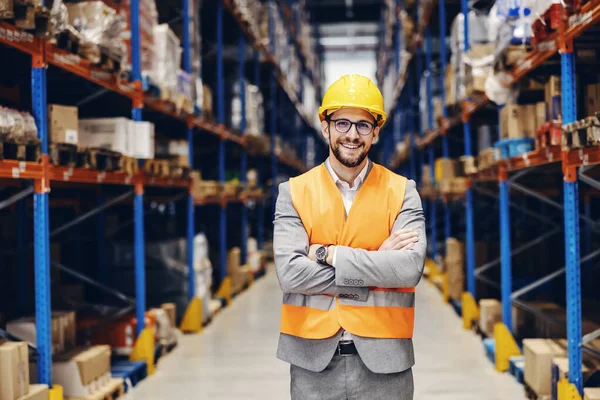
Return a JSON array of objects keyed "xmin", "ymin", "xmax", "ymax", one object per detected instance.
[{"xmin": 342, "ymin": 143, "xmax": 359, "ymax": 149}]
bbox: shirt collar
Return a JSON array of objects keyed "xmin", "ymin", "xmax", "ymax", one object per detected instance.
[{"xmin": 325, "ymin": 157, "xmax": 370, "ymax": 189}]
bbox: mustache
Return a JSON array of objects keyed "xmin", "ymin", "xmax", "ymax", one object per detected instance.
[{"xmin": 337, "ymin": 138, "xmax": 364, "ymax": 146}]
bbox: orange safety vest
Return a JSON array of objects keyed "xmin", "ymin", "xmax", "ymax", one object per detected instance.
[{"xmin": 280, "ymin": 162, "xmax": 415, "ymax": 340}]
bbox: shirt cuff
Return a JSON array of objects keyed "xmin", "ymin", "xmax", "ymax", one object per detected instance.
[{"xmin": 332, "ymin": 246, "xmax": 338, "ymax": 267}]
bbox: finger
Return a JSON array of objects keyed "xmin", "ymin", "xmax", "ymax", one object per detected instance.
[
  {"xmin": 391, "ymin": 232, "xmax": 418, "ymax": 245},
  {"xmin": 392, "ymin": 228, "xmax": 413, "ymax": 237},
  {"xmin": 392, "ymin": 236, "xmax": 419, "ymax": 250}
]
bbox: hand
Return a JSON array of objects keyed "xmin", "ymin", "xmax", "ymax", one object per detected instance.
[{"xmin": 378, "ymin": 228, "xmax": 419, "ymax": 251}]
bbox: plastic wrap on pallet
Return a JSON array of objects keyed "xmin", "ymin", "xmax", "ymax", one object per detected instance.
[
  {"xmin": 66, "ymin": 2, "xmax": 126, "ymax": 65},
  {"xmin": 194, "ymin": 233, "xmax": 213, "ymax": 323},
  {"xmin": 0, "ymin": 0, "xmax": 12, "ymax": 19},
  {"xmin": 48, "ymin": 0, "xmax": 69, "ymax": 37},
  {"xmin": 0, "ymin": 107, "xmax": 38, "ymax": 141},
  {"xmin": 152, "ymin": 24, "xmax": 182, "ymax": 94}
]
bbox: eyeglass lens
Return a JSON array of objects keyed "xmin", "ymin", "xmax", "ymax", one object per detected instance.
[{"xmin": 334, "ymin": 119, "xmax": 373, "ymax": 136}]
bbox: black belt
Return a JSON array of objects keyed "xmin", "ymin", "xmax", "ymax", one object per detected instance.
[{"xmin": 337, "ymin": 340, "xmax": 358, "ymax": 356}]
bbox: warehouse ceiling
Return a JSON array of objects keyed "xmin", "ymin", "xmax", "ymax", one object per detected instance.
[{"xmin": 306, "ymin": 0, "xmax": 385, "ymax": 24}]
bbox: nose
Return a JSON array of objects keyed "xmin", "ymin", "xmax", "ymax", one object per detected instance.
[{"xmin": 345, "ymin": 124, "xmax": 360, "ymax": 140}]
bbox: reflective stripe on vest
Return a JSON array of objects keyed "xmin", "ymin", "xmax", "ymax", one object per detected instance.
[{"xmin": 282, "ymin": 162, "xmax": 414, "ymax": 339}]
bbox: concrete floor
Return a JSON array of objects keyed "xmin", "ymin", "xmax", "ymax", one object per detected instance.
[{"xmin": 124, "ymin": 268, "xmax": 527, "ymax": 400}]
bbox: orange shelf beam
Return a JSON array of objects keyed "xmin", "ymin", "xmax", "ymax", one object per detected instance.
[
  {"xmin": 501, "ymin": 146, "xmax": 562, "ymax": 172},
  {"xmin": 0, "ymin": 22, "xmax": 42, "ymax": 57},
  {"xmin": 0, "ymin": 160, "xmax": 44, "ymax": 180}
]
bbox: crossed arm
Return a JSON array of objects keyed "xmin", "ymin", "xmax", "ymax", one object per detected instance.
[{"xmin": 273, "ymin": 180, "xmax": 427, "ymax": 300}]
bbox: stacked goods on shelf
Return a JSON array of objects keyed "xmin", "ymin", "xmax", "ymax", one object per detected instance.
[
  {"xmin": 193, "ymin": 233, "xmax": 220, "ymax": 323},
  {"xmin": 0, "ymin": 107, "xmax": 40, "ymax": 162},
  {"xmin": 449, "ymin": 10, "xmax": 491, "ymax": 104},
  {"xmin": 551, "ymin": 358, "xmax": 596, "ymax": 400},
  {"xmin": 152, "ymin": 24, "xmax": 182, "ymax": 102},
  {"xmin": 478, "ymin": 299, "xmax": 501, "ymax": 337},
  {"xmin": 247, "ymin": 237, "xmax": 266, "ymax": 275},
  {"xmin": 77, "ymin": 312, "xmax": 157, "ymax": 356},
  {"xmin": 65, "ymin": 1, "xmax": 126, "ymax": 72},
  {"xmin": 231, "ymin": 80, "xmax": 265, "ymax": 136},
  {"xmin": 523, "ymin": 339, "xmax": 567, "ymax": 398},
  {"xmin": 79, "ymin": 117, "xmax": 155, "ymax": 171},
  {"xmin": 292, "ymin": 3, "xmax": 322, "ymax": 91},
  {"xmin": 16, "ymin": 385, "xmax": 48, "ymax": 400},
  {"xmin": 152, "ymin": 139, "xmax": 191, "ymax": 179},
  {"xmin": 201, "ymin": 84, "xmax": 214, "ymax": 121},
  {"xmin": 564, "ymin": 80, "xmax": 600, "ymax": 149},
  {"xmin": 227, "ymin": 247, "xmax": 252, "ymax": 296},
  {"xmin": 434, "ymin": 158, "xmax": 468, "ymax": 195},
  {"xmin": 123, "ymin": 0, "xmax": 158, "ymax": 76},
  {"xmin": 191, "ymin": 172, "xmax": 222, "ymax": 201},
  {"xmin": 150, "ymin": 306, "xmax": 177, "ymax": 351},
  {"xmin": 494, "ymin": 102, "xmax": 536, "ymax": 160},
  {"xmin": 445, "ymin": 238, "xmax": 464, "ymax": 301},
  {"xmin": 0, "ymin": 341, "xmax": 30, "ymax": 400},
  {"xmin": 53, "ymin": 345, "xmax": 124, "ymax": 399},
  {"xmin": 160, "ymin": 303, "xmax": 176, "ymax": 330},
  {"xmin": 7, "ymin": 311, "xmax": 76, "ymax": 356}
]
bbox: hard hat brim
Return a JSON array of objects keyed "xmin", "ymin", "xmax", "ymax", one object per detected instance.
[{"xmin": 318, "ymin": 105, "xmax": 387, "ymax": 127}]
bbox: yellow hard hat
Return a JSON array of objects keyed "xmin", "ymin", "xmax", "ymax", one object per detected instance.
[{"xmin": 318, "ymin": 74, "xmax": 387, "ymax": 127}]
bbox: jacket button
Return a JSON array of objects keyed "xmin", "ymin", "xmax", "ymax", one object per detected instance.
[
  {"xmin": 353, "ymin": 294, "xmax": 358, "ymax": 300},
  {"xmin": 344, "ymin": 279, "xmax": 349, "ymax": 285},
  {"xmin": 358, "ymin": 280, "xmax": 364, "ymax": 285}
]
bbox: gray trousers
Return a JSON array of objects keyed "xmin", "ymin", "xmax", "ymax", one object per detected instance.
[{"xmin": 290, "ymin": 354, "xmax": 414, "ymax": 400}]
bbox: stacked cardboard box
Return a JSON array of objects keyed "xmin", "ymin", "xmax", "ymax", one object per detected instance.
[
  {"xmin": 53, "ymin": 346, "xmax": 115, "ymax": 398},
  {"xmin": 7, "ymin": 312, "xmax": 76, "ymax": 356},
  {"xmin": 48, "ymin": 104, "xmax": 79, "ymax": 146},
  {"xmin": 545, "ymin": 76, "xmax": 562, "ymax": 123},
  {"xmin": 523, "ymin": 339, "xmax": 567, "ymax": 398},
  {"xmin": 228, "ymin": 247, "xmax": 252, "ymax": 295},
  {"xmin": 0, "ymin": 341, "xmax": 29, "ymax": 400},
  {"xmin": 155, "ymin": 139, "xmax": 189, "ymax": 167},
  {"xmin": 152, "ymin": 24, "xmax": 182, "ymax": 96},
  {"xmin": 18, "ymin": 385, "xmax": 48, "ymax": 400},
  {"xmin": 585, "ymin": 82, "xmax": 600, "ymax": 118},
  {"xmin": 500, "ymin": 104, "xmax": 537, "ymax": 139},
  {"xmin": 445, "ymin": 238, "xmax": 464, "ymax": 301},
  {"xmin": 478, "ymin": 299, "xmax": 502, "ymax": 337},
  {"xmin": 551, "ymin": 358, "xmax": 593, "ymax": 400}
]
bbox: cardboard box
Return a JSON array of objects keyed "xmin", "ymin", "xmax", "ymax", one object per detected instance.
[
  {"xmin": 53, "ymin": 345, "xmax": 111, "ymax": 398},
  {"xmin": 167, "ymin": 140, "xmax": 189, "ymax": 166},
  {"xmin": 434, "ymin": 158, "xmax": 456, "ymax": 182},
  {"xmin": 78, "ymin": 118, "xmax": 131, "ymax": 155},
  {"xmin": 445, "ymin": 238, "xmax": 464, "ymax": 264},
  {"xmin": 521, "ymin": 104, "xmax": 537, "ymax": 138},
  {"xmin": 7, "ymin": 317, "xmax": 62, "ymax": 355},
  {"xmin": 445, "ymin": 66, "xmax": 456, "ymax": 106},
  {"xmin": 451, "ymin": 177, "xmax": 468, "ymax": 194},
  {"xmin": 536, "ymin": 102, "xmax": 547, "ymax": 130},
  {"xmin": 545, "ymin": 76, "xmax": 562, "ymax": 122},
  {"xmin": 52, "ymin": 311, "xmax": 76, "ymax": 352},
  {"xmin": 48, "ymin": 104, "xmax": 78, "ymax": 145},
  {"xmin": 585, "ymin": 388, "xmax": 600, "ymax": 400},
  {"xmin": 523, "ymin": 339, "xmax": 567, "ymax": 396},
  {"xmin": 500, "ymin": 105, "xmax": 525, "ymax": 139},
  {"xmin": 0, "ymin": 341, "xmax": 29, "ymax": 400},
  {"xmin": 161, "ymin": 303, "xmax": 176, "ymax": 328},
  {"xmin": 130, "ymin": 121, "xmax": 155, "ymax": 159},
  {"xmin": 479, "ymin": 299, "xmax": 502, "ymax": 337},
  {"xmin": 552, "ymin": 357, "xmax": 592, "ymax": 399},
  {"xmin": 228, "ymin": 247, "xmax": 252, "ymax": 295},
  {"xmin": 585, "ymin": 83, "xmax": 600, "ymax": 118},
  {"xmin": 18, "ymin": 385, "xmax": 48, "ymax": 400}
]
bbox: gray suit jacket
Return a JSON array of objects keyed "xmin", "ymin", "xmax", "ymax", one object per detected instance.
[{"xmin": 273, "ymin": 164, "xmax": 426, "ymax": 374}]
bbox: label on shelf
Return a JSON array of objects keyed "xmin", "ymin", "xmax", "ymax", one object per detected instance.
[
  {"xmin": 19, "ymin": 162, "xmax": 25, "ymax": 172},
  {"xmin": 537, "ymin": 40, "xmax": 556, "ymax": 53},
  {"xmin": 53, "ymin": 53, "xmax": 81, "ymax": 66},
  {"xmin": 91, "ymin": 70, "xmax": 111, "ymax": 81},
  {"xmin": 569, "ymin": 11, "xmax": 593, "ymax": 28},
  {"xmin": 97, "ymin": 172, "xmax": 106, "ymax": 183},
  {"xmin": 12, "ymin": 167, "xmax": 19, "ymax": 178}
]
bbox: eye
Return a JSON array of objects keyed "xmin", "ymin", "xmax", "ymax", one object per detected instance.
[
  {"xmin": 357, "ymin": 122, "xmax": 371, "ymax": 130},
  {"xmin": 336, "ymin": 120, "xmax": 350, "ymax": 129}
]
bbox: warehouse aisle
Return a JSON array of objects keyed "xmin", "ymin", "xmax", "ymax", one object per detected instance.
[{"xmin": 125, "ymin": 268, "xmax": 526, "ymax": 400}]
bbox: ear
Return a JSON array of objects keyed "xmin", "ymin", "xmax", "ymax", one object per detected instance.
[
  {"xmin": 372, "ymin": 125, "xmax": 381, "ymax": 140},
  {"xmin": 321, "ymin": 120, "xmax": 330, "ymax": 141}
]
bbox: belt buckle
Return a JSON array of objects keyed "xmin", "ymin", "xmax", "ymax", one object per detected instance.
[{"xmin": 337, "ymin": 340, "xmax": 354, "ymax": 357}]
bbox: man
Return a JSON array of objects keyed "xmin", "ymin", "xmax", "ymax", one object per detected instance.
[{"xmin": 273, "ymin": 74, "xmax": 426, "ymax": 400}]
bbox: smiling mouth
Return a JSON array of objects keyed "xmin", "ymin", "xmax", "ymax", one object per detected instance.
[{"xmin": 340, "ymin": 143, "xmax": 361, "ymax": 150}]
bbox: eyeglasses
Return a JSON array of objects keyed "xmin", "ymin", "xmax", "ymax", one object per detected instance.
[{"xmin": 329, "ymin": 118, "xmax": 375, "ymax": 136}]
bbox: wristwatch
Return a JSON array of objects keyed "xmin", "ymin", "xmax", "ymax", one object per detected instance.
[{"xmin": 315, "ymin": 245, "xmax": 329, "ymax": 264}]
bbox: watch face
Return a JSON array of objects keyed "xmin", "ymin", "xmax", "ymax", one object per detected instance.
[{"xmin": 316, "ymin": 246, "xmax": 327, "ymax": 261}]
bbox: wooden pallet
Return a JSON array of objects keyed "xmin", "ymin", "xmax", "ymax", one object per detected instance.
[
  {"xmin": 49, "ymin": 143, "xmax": 78, "ymax": 167},
  {"xmin": 55, "ymin": 27, "xmax": 81, "ymax": 55},
  {"xmin": 0, "ymin": 137, "xmax": 41, "ymax": 162},
  {"xmin": 110, "ymin": 361, "xmax": 146, "ymax": 393},
  {"xmin": 65, "ymin": 378, "xmax": 124, "ymax": 400},
  {"xmin": 144, "ymin": 159, "xmax": 170, "ymax": 177},
  {"xmin": 13, "ymin": 0, "xmax": 49, "ymax": 36},
  {"xmin": 84, "ymin": 148, "xmax": 122, "ymax": 172},
  {"xmin": 168, "ymin": 164, "xmax": 191, "ymax": 180},
  {"xmin": 119, "ymin": 156, "xmax": 138, "ymax": 175}
]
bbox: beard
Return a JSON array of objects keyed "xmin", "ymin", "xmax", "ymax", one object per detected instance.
[{"xmin": 331, "ymin": 137, "xmax": 369, "ymax": 168}]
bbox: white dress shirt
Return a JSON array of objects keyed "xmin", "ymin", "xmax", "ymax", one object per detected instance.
[{"xmin": 325, "ymin": 157, "xmax": 370, "ymax": 342}]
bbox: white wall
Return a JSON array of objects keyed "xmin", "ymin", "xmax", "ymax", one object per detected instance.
[{"xmin": 323, "ymin": 50, "xmax": 377, "ymax": 90}]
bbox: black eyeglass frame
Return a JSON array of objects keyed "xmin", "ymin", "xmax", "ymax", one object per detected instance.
[{"xmin": 327, "ymin": 118, "xmax": 376, "ymax": 136}]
